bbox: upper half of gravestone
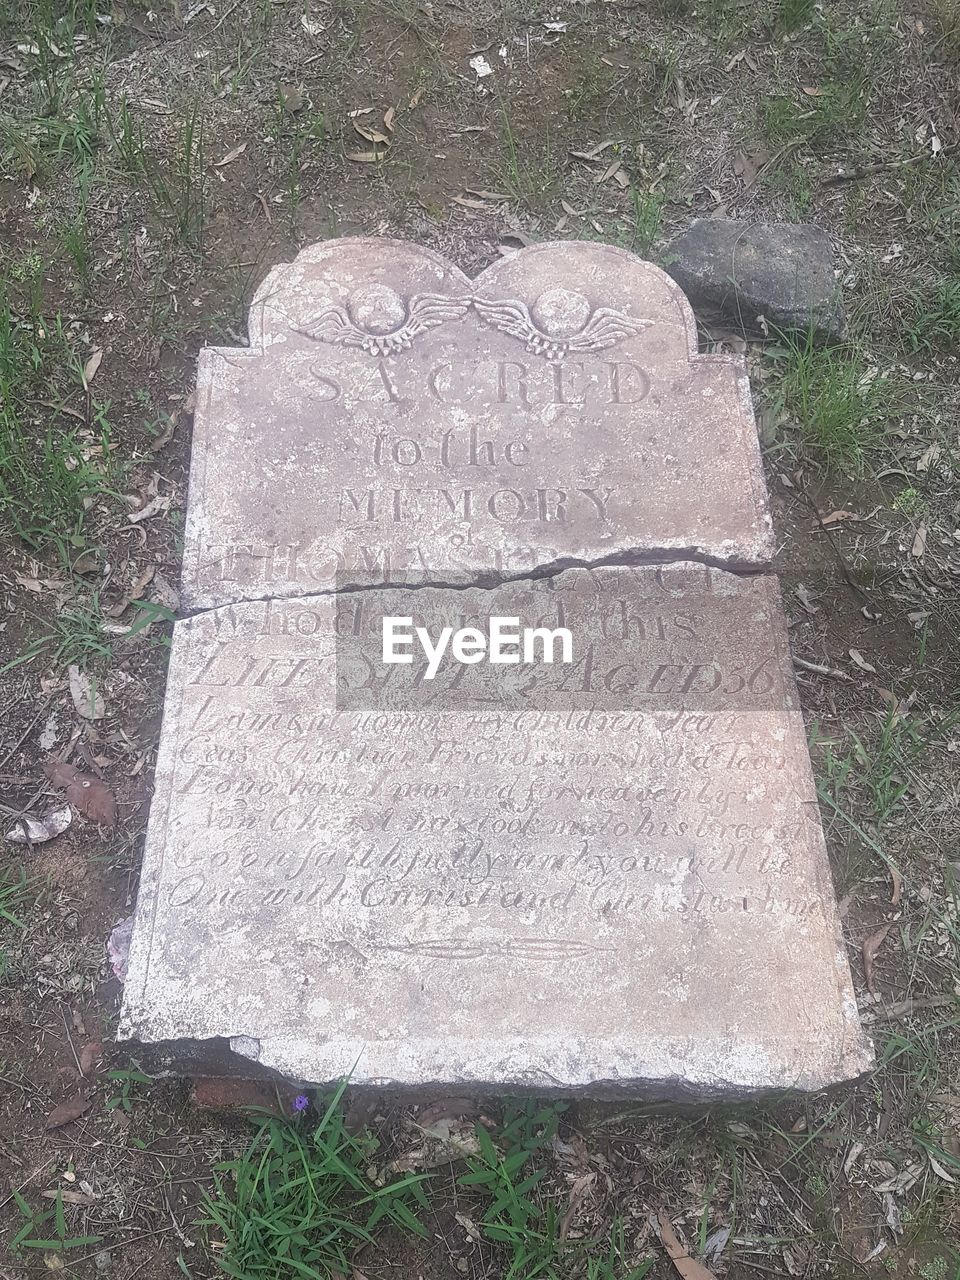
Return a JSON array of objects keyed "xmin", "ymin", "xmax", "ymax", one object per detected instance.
[{"xmin": 181, "ymin": 239, "xmax": 774, "ymax": 609}]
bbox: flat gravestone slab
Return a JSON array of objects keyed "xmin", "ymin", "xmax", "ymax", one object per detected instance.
[
  {"xmin": 182, "ymin": 239, "xmax": 773, "ymax": 609},
  {"xmin": 119, "ymin": 565, "xmax": 871, "ymax": 1096}
]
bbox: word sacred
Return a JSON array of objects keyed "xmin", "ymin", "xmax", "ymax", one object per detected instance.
[{"xmin": 382, "ymin": 615, "xmax": 574, "ymax": 681}]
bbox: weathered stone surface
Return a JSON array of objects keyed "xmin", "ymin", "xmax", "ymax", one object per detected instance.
[
  {"xmin": 119, "ymin": 565, "xmax": 872, "ymax": 1097},
  {"xmin": 181, "ymin": 239, "xmax": 773, "ymax": 610},
  {"xmin": 664, "ymin": 220, "xmax": 844, "ymax": 343}
]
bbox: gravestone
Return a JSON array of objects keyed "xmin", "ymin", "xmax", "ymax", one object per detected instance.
[
  {"xmin": 180, "ymin": 239, "xmax": 773, "ymax": 609},
  {"xmin": 119, "ymin": 240, "xmax": 872, "ymax": 1097}
]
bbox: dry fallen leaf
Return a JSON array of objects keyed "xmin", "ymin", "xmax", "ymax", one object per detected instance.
[
  {"xmin": 81, "ymin": 347, "xmax": 102, "ymax": 390},
  {"xmin": 215, "ymin": 141, "xmax": 248, "ymax": 167},
  {"xmin": 916, "ymin": 443, "xmax": 941, "ymax": 473},
  {"xmin": 345, "ymin": 149, "xmax": 387, "ymax": 163},
  {"xmin": 820, "ymin": 509, "xmax": 862, "ymax": 526},
  {"xmin": 45, "ymin": 1093, "xmax": 92, "ymax": 1130},
  {"xmin": 5, "ymin": 806, "xmax": 72, "ymax": 845},
  {"xmin": 796, "ymin": 583, "xmax": 820, "ymax": 615},
  {"xmin": 69, "ymin": 665, "xmax": 106, "ymax": 720},
  {"xmin": 655, "ymin": 1212, "xmax": 719, "ymax": 1280},
  {"xmin": 354, "ymin": 121, "xmax": 390, "ymax": 145},
  {"xmin": 42, "ymin": 1189, "xmax": 97, "ymax": 1205},
  {"xmin": 849, "ymin": 648, "xmax": 877, "ymax": 674},
  {"xmin": 863, "ymin": 922, "xmax": 893, "ymax": 997},
  {"xmin": 78, "ymin": 1039, "xmax": 102, "ymax": 1076},
  {"xmin": 128, "ymin": 493, "xmax": 172, "ymax": 524},
  {"xmin": 45, "ymin": 760, "xmax": 117, "ymax": 826},
  {"xmin": 889, "ymin": 864, "xmax": 903, "ymax": 907},
  {"xmin": 280, "ymin": 84, "xmax": 304, "ymax": 113},
  {"xmin": 911, "ymin": 522, "xmax": 928, "ymax": 558}
]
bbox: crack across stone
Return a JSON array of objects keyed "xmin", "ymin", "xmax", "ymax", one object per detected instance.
[{"xmin": 181, "ymin": 545, "xmax": 769, "ymax": 619}]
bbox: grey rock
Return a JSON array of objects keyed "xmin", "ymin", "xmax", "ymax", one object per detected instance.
[{"xmin": 664, "ymin": 220, "xmax": 844, "ymax": 342}]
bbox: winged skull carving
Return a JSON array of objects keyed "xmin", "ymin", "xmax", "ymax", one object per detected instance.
[
  {"xmin": 473, "ymin": 290, "xmax": 651, "ymax": 360},
  {"xmin": 294, "ymin": 286, "xmax": 470, "ymax": 356}
]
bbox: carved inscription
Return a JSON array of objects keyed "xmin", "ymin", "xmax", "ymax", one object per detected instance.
[{"xmin": 147, "ymin": 571, "xmax": 827, "ymax": 955}]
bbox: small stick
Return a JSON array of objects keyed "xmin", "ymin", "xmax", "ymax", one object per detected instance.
[{"xmin": 794, "ymin": 657, "xmax": 851, "ymax": 681}]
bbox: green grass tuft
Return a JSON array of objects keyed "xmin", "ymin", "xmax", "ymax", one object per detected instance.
[
  {"xmin": 200, "ymin": 1081, "xmax": 429, "ymax": 1279},
  {"xmin": 766, "ymin": 332, "xmax": 895, "ymax": 474}
]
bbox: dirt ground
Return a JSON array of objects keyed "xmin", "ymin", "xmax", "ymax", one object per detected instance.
[{"xmin": 1, "ymin": 0, "xmax": 959, "ymax": 1277}]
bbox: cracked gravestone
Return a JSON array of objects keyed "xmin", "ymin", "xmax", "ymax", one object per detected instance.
[
  {"xmin": 180, "ymin": 238, "xmax": 773, "ymax": 609},
  {"xmin": 119, "ymin": 239, "xmax": 872, "ymax": 1097}
]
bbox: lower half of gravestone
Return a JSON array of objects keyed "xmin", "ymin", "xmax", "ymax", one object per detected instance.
[{"xmin": 119, "ymin": 565, "xmax": 872, "ymax": 1098}]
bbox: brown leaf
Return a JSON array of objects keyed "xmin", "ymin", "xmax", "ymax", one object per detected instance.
[
  {"xmin": 44, "ymin": 760, "xmax": 117, "ymax": 826},
  {"xmin": 42, "ymin": 1189, "xmax": 97, "ymax": 1205},
  {"xmin": 79, "ymin": 1039, "xmax": 103, "ymax": 1076},
  {"xmin": 820, "ymin": 509, "xmax": 862, "ymax": 526},
  {"xmin": 345, "ymin": 149, "xmax": 387, "ymax": 163},
  {"xmin": 215, "ymin": 141, "xmax": 247, "ymax": 167},
  {"xmin": 916, "ymin": 443, "xmax": 941, "ymax": 473},
  {"xmin": 889, "ymin": 865, "xmax": 903, "ymax": 908},
  {"xmin": 656, "ymin": 1212, "xmax": 719, "ymax": 1280},
  {"xmin": 383, "ymin": 106, "xmax": 396, "ymax": 132},
  {"xmin": 45, "ymin": 759, "xmax": 79, "ymax": 789},
  {"xmin": 848, "ymin": 648, "xmax": 877, "ymax": 674},
  {"xmin": 68, "ymin": 666, "xmax": 106, "ymax": 720},
  {"xmin": 81, "ymin": 348, "xmax": 103, "ymax": 390},
  {"xmin": 45, "ymin": 1093, "xmax": 92, "ymax": 1129},
  {"xmin": 911, "ymin": 522, "xmax": 928, "ymax": 558},
  {"xmin": 354, "ymin": 122, "xmax": 390, "ymax": 145},
  {"xmin": 71, "ymin": 777, "xmax": 116, "ymax": 826},
  {"xmin": 559, "ymin": 1172, "xmax": 595, "ymax": 1240},
  {"xmin": 863, "ymin": 923, "xmax": 893, "ymax": 997},
  {"xmin": 280, "ymin": 84, "xmax": 304, "ymax": 113}
]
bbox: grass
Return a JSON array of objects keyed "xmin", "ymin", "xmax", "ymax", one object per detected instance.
[
  {"xmin": 816, "ymin": 698, "xmax": 959, "ymax": 832},
  {"xmin": 9, "ymin": 1189, "xmax": 102, "ymax": 1257},
  {"xmin": 2, "ymin": 595, "xmax": 112, "ymax": 673},
  {"xmin": 201, "ymin": 1096, "xmax": 654, "ymax": 1280},
  {"xmin": 456, "ymin": 1102, "xmax": 652, "ymax": 1279},
  {"xmin": 0, "ymin": 866, "xmax": 30, "ymax": 985},
  {"xmin": 905, "ymin": 276, "xmax": 960, "ymax": 352},
  {"xmin": 765, "ymin": 331, "xmax": 896, "ymax": 473},
  {"xmin": 201, "ymin": 1081, "xmax": 430, "ymax": 1279},
  {"xmin": 0, "ymin": 294, "xmax": 116, "ymax": 555}
]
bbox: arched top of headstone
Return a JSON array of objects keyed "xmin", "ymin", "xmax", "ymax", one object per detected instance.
[
  {"xmin": 246, "ymin": 238, "xmax": 707, "ymax": 372},
  {"xmin": 184, "ymin": 237, "xmax": 773, "ymax": 610}
]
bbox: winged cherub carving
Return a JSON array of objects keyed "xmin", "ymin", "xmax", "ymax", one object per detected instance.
[
  {"xmin": 293, "ymin": 284, "xmax": 471, "ymax": 356},
  {"xmin": 473, "ymin": 287, "xmax": 652, "ymax": 360}
]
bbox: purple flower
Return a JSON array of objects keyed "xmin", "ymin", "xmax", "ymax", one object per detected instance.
[{"xmin": 292, "ymin": 1094, "xmax": 310, "ymax": 1113}]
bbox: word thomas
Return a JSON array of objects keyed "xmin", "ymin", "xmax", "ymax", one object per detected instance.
[{"xmin": 382, "ymin": 615, "xmax": 573, "ymax": 681}]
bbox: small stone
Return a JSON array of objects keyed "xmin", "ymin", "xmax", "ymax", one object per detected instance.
[{"xmin": 664, "ymin": 220, "xmax": 844, "ymax": 343}]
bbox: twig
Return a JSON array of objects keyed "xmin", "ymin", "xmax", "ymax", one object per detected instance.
[
  {"xmin": 793, "ymin": 479, "xmax": 872, "ymax": 605},
  {"xmin": 59, "ymin": 1004, "xmax": 84, "ymax": 1078},
  {"xmin": 822, "ymin": 143, "xmax": 958, "ymax": 186},
  {"xmin": 793, "ymin": 657, "xmax": 851, "ymax": 681}
]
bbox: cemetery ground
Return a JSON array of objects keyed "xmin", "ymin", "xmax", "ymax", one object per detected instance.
[{"xmin": 0, "ymin": 0, "xmax": 959, "ymax": 1276}]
